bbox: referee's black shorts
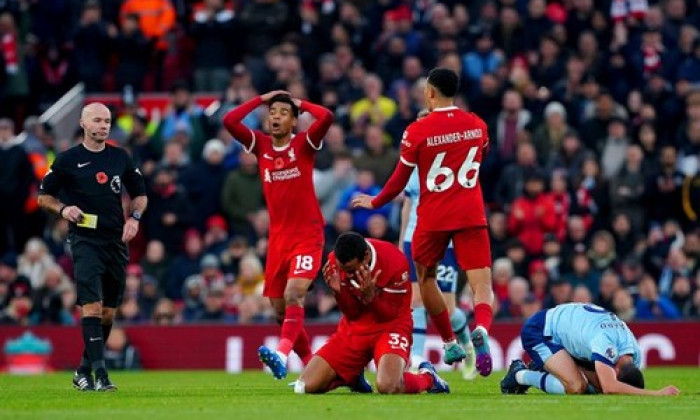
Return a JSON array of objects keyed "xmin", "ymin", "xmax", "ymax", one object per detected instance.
[{"xmin": 69, "ymin": 233, "xmax": 128, "ymax": 308}]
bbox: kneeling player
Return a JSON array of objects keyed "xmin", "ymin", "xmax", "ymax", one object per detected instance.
[
  {"xmin": 295, "ymin": 232, "xmax": 449, "ymax": 394},
  {"xmin": 501, "ymin": 303, "xmax": 679, "ymax": 396}
]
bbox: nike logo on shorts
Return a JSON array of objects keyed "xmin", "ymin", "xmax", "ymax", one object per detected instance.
[{"xmin": 89, "ymin": 337, "xmax": 102, "ymax": 342}]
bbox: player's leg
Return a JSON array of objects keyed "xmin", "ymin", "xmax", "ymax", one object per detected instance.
[
  {"xmin": 453, "ymin": 227, "xmax": 494, "ymax": 376},
  {"xmin": 409, "ymin": 282, "xmax": 427, "ymax": 368},
  {"xmin": 279, "ymin": 277, "xmax": 313, "ymax": 360},
  {"xmin": 412, "ymin": 228, "xmax": 464, "ymax": 364},
  {"xmin": 507, "ymin": 310, "xmax": 586, "ymax": 395},
  {"xmin": 537, "ymin": 350, "xmax": 588, "ymax": 394},
  {"xmin": 296, "ymin": 355, "xmax": 341, "ymax": 394},
  {"xmin": 375, "ymin": 328, "xmax": 449, "ymax": 394},
  {"xmin": 439, "ymin": 248, "xmax": 477, "ymax": 379},
  {"xmin": 298, "ymin": 332, "xmax": 373, "ymax": 394},
  {"xmin": 580, "ymin": 368, "xmax": 602, "ymax": 394},
  {"xmin": 278, "ymin": 240, "xmax": 322, "ymax": 363},
  {"xmin": 405, "ymin": 240, "xmax": 428, "ymax": 368},
  {"xmin": 258, "ymin": 243, "xmax": 292, "ymax": 379},
  {"xmin": 444, "ymin": 292, "xmax": 476, "ymax": 379}
]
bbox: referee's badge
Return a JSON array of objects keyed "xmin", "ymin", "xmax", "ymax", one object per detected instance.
[{"xmin": 110, "ymin": 175, "xmax": 122, "ymax": 194}]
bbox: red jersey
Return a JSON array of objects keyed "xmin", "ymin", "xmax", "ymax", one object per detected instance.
[
  {"xmin": 372, "ymin": 107, "xmax": 489, "ymax": 231},
  {"xmin": 328, "ymin": 239, "xmax": 412, "ymax": 335},
  {"xmin": 223, "ymin": 97, "xmax": 333, "ymax": 236}
]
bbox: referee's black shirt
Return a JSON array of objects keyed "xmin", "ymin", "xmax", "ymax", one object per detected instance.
[{"xmin": 39, "ymin": 143, "xmax": 147, "ymax": 243}]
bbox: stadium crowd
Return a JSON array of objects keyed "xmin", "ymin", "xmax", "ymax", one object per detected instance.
[{"xmin": 0, "ymin": 0, "xmax": 699, "ymax": 326}]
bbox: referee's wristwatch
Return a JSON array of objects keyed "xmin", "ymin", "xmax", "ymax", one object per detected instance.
[{"xmin": 130, "ymin": 211, "xmax": 142, "ymax": 222}]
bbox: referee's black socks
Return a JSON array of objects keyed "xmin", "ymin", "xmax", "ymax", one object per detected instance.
[
  {"xmin": 78, "ymin": 322, "xmax": 113, "ymax": 373},
  {"xmin": 81, "ymin": 317, "xmax": 106, "ymax": 374}
]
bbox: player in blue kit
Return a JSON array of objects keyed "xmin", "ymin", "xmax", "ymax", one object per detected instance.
[
  {"xmin": 400, "ymin": 167, "xmax": 476, "ymax": 379},
  {"xmin": 501, "ymin": 303, "xmax": 680, "ymax": 396}
]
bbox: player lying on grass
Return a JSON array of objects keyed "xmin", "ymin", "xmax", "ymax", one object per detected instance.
[
  {"xmin": 501, "ymin": 303, "xmax": 680, "ymax": 396},
  {"xmin": 294, "ymin": 232, "xmax": 449, "ymax": 394}
]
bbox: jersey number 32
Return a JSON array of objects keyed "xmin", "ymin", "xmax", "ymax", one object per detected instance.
[{"xmin": 426, "ymin": 146, "xmax": 481, "ymax": 192}]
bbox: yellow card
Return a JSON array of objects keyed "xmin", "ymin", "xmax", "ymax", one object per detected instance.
[{"xmin": 76, "ymin": 213, "xmax": 98, "ymax": 229}]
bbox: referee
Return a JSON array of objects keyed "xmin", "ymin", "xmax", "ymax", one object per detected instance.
[{"xmin": 38, "ymin": 103, "xmax": 147, "ymax": 391}]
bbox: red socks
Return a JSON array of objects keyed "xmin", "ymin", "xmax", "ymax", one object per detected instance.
[
  {"xmin": 430, "ymin": 309, "xmax": 455, "ymax": 342},
  {"xmin": 277, "ymin": 305, "xmax": 305, "ymax": 356},
  {"xmin": 293, "ymin": 328, "xmax": 312, "ymax": 365},
  {"xmin": 474, "ymin": 303, "xmax": 493, "ymax": 331},
  {"xmin": 402, "ymin": 372, "xmax": 433, "ymax": 393}
]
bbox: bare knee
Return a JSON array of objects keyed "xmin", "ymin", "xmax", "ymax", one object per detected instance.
[
  {"xmin": 300, "ymin": 378, "xmax": 326, "ymax": 394},
  {"xmin": 296, "ymin": 373, "xmax": 329, "ymax": 394},
  {"xmin": 563, "ymin": 378, "xmax": 587, "ymax": 395},
  {"xmin": 82, "ymin": 302, "xmax": 102, "ymax": 318},
  {"xmin": 284, "ymin": 287, "xmax": 306, "ymax": 307},
  {"xmin": 376, "ymin": 377, "xmax": 402, "ymax": 394},
  {"xmin": 101, "ymin": 308, "xmax": 116, "ymax": 324}
]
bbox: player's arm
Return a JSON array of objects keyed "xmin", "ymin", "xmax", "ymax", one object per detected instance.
[
  {"xmin": 222, "ymin": 96, "xmax": 263, "ymax": 153},
  {"xmin": 367, "ymin": 285, "xmax": 407, "ymax": 322},
  {"xmin": 352, "ymin": 126, "xmax": 418, "ymax": 209},
  {"xmin": 593, "ymin": 361, "xmax": 679, "ymax": 396},
  {"xmin": 357, "ymin": 266, "xmax": 408, "ymax": 322},
  {"xmin": 298, "ymin": 100, "xmax": 334, "ymax": 150},
  {"xmin": 351, "ymin": 163, "xmax": 413, "ymax": 209}
]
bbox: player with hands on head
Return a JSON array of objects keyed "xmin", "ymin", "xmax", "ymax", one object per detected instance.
[{"xmin": 222, "ymin": 88, "xmax": 333, "ymax": 380}]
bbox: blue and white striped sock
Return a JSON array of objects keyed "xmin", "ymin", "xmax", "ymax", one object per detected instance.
[
  {"xmin": 516, "ymin": 370, "xmax": 566, "ymax": 395},
  {"xmin": 411, "ymin": 307, "xmax": 428, "ymax": 360}
]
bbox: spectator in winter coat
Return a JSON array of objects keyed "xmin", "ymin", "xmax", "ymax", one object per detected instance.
[
  {"xmin": 507, "ymin": 170, "xmax": 557, "ymax": 256},
  {"xmin": 221, "ymin": 151, "xmax": 264, "ymax": 235},
  {"xmin": 635, "ymin": 275, "xmax": 681, "ymax": 320},
  {"xmin": 180, "ymin": 139, "xmax": 228, "ymax": 231},
  {"xmin": 144, "ymin": 169, "xmax": 193, "ymax": 256}
]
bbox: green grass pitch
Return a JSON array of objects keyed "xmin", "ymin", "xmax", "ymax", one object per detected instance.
[{"xmin": 0, "ymin": 368, "xmax": 697, "ymax": 419}]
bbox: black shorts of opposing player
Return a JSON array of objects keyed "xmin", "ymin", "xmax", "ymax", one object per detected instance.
[
  {"xmin": 70, "ymin": 232, "xmax": 128, "ymax": 307},
  {"xmin": 618, "ymin": 363, "xmax": 645, "ymax": 389},
  {"xmin": 427, "ymin": 67, "xmax": 460, "ymax": 98},
  {"xmin": 334, "ymin": 232, "xmax": 367, "ymax": 264}
]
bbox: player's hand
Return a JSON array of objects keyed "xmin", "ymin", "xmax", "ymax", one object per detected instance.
[
  {"xmin": 61, "ymin": 206, "xmax": 84, "ymax": 224},
  {"xmin": 260, "ymin": 90, "xmax": 291, "ymax": 102},
  {"xmin": 356, "ymin": 264, "xmax": 381, "ymax": 304},
  {"xmin": 122, "ymin": 218, "xmax": 139, "ymax": 243},
  {"xmin": 322, "ymin": 260, "xmax": 341, "ymax": 294},
  {"xmin": 656, "ymin": 386, "xmax": 680, "ymax": 396},
  {"xmin": 291, "ymin": 97, "xmax": 302, "ymax": 108},
  {"xmin": 351, "ymin": 194, "xmax": 375, "ymax": 209}
]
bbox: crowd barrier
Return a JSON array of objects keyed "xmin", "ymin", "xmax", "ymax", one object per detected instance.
[{"xmin": 1, "ymin": 322, "xmax": 698, "ymax": 372}]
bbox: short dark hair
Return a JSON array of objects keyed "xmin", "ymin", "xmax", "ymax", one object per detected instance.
[
  {"xmin": 617, "ymin": 363, "xmax": 644, "ymax": 389},
  {"xmin": 427, "ymin": 67, "xmax": 459, "ymax": 98},
  {"xmin": 334, "ymin": 232, "xmax": 367, "ymax": 264},
  {"xmin": 268, "ymin": 94, "xmax": 299, "ymax": 118}
]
